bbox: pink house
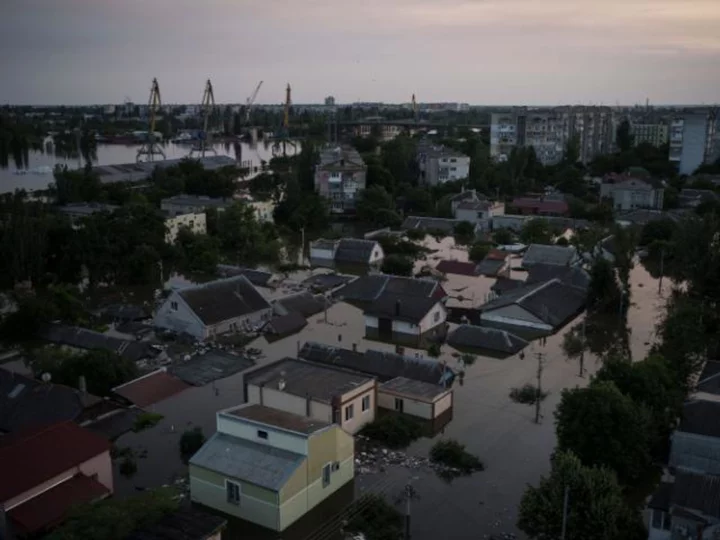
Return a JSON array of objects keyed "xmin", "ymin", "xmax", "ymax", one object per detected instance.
[{"xmin": 0, "ymin": 422, "xmax": 113, "ymax": 537}]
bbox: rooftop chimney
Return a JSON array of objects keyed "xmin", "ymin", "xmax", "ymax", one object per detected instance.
[{"xmin": 395, "ymin": 299, "xmax": 401, "ymax": 316}]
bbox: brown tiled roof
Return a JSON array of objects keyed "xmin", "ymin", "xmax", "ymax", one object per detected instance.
[
  {"xmin": 8, "ymin": 474, "xmax": 110, "ymax": 534},
  {"xmin": 0, "ymin": 422, "xmax": 110, "ymax": 502},
  {"xmin": 113, "ymin": 370, "xmax": 190, "ymax": 408},
  {"xmin": 225, "ymin": 404, "xmax": 331, "ymax": 435},
  {"xmin": 435, "ymin": 260, "xmax": 478, "ymax": 277}
]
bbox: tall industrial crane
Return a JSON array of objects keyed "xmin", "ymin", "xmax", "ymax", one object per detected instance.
[
  {"xmin": 272, "ymin": 83, "xmax": 297, "ymax": 157},
  {"xmin": 244, "ymin": 81, "xmax": 263, "ymax": 124},
  {"xmin": 136, "ymin": 78, "xmax": 166, "ymax": 163},
  {"xmin": 189, "ymin": 79, "xmax": 218, "ymax": 158}
]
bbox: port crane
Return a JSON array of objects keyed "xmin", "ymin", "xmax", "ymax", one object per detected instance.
[
  {"xmin": 189, "ymin": 79, "xmax": 218, "ymax": 159},
  {"xmin": 272, "ymin": 83, "xmax": 297, "ymax": 157},
  {"xmin": 136, "ymin": 78, "xmax": 166, "ymax": 163},
  {"xmin": 244, "ymin": 81, "xmax": 263, "ymax": 124}
]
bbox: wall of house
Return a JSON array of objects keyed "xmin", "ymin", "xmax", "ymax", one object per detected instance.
[
  {"xmin": 165, "ymin": 212, "xmax": 207, "ymax": 244},
  {"xmin": 647, "ymin": 509, "xmax": 672, "ymax": 540},
  {"xmin": 208, "ymin": 307, "xmax": 272, "ymax": 337},
  {"xmin": 492, "ymin": 214, "xmax": 528, "ymax": 231},
  {"xmin": 153, "ymin": 292, "xmax": 206, "ymax": 339},
  {"xmin": 434, "ymin": 392, "xmax": 453, "ymax": 418},
  {"xmin": 481, "ymin": 305, "xmax": 552, "ymax": 331},
  {"xmin": 377, "ymin": 391, "xmax": 433, "ymax": 419},
  {"xmin": 246, "ymin": 384, "xmax": 333, "ymax": 424},
  {"xmin": 309, "ymin": 246, "xmax": 336, "ymax": 262},
  {"xmin": 3, "ymin": 451, "xmax": 113, "ymax": 510},
  {"xmin": 189, "ymin": 464, "xmax": 280, "ymax": 531},
  {"xmin": 305, "ymin": 427, "xmax": 354, "ymax": 512},
  {"xmin": 338, "ymin": 381, "xmax": 376, "ymax": 434},
  {"xmin": 216, "ymin": 413, "xmax": 309, "ymax": 456},
  {"xmin": 418, "ymin": 303, "xmax": 447, "ymax": 334},
  {"xmin": 369, "ymin": 246, "xmax": 384, "ymax": 265},
  {"xmin": 669, "ymin": 431, "xmax": 720, "ymax": 475}
]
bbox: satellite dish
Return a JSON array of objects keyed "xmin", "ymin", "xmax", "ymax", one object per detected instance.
[{"xmin": 41, "ymin": 372, "xmax": 52, "ymax": 383}]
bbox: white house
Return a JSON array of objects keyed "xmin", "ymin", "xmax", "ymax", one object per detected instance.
[
  {"xmin": 309, "ymin": 238, "xmax": 384, "ymax": 268},
  {"xmin": 377, "ymin": 377, "xmax": 453, "ymax": 421},
  {"xmin": 164, "ymin": 211, "xmax": 207, "ymax": 244},
  {"xmin": 600, "ymin": 177, "xmax": 664, "ymax": 211},
  {"xmin": 454, "ymin": 200, "xmax": 505, "ymax": 227},
  {"xmin": 363, "ymin": 292, "xmax": 448, "ymax": 347},
  {"xmin": 153, "ymin": 275, "xmax": 272, "ymax": 340},
  {"xmin": 244, "ymin": 358, "xmax": 377, "ymax": 435}
]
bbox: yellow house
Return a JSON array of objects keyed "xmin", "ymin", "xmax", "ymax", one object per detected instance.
[{"xmin": 189, "ymin": 404, "xmax": 354, "ymax": 532}]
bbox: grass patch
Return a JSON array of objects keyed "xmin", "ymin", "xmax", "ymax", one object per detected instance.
[
  {"xmin": 346, "ymin": 494, "xmax": 404, "ymax": 540},
  {"xmin": 132, "ymin": 412, "xmax": 164, "ymax": 432},
  {"xmin": 430, "ymin": 439, "xmax": 484, "ymax": 474},
  {"xmin": 509, "ymin": 384, "xmax": 549, "ymax": 405},
  {"xmin": 361, "ymin": 414, "xmax": 424, "ymax": 449}
]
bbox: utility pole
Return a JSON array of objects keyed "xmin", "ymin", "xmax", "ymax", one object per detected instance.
[
  {"xmin": 579, "ymin": 316, "xmax": 587, "ymax": 378},
  {"xmin": 560, "ymin": 486, "xmax": 570, "ymax": 540},
  {"xmin": 404, "ymin": 481, "xmax": 416, "ymax": 540},
  {"xmin": 535, "ymin": 352, "xmax": 546, "ymax": 424},
  {"xmin": 658, "ymin": 246, "xmax": 665, "ymax": 294}
]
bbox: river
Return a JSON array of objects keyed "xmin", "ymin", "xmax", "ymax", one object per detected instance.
[{"xmin": 0, "ymin": 139, "xmax": 287, "ymax": 194}]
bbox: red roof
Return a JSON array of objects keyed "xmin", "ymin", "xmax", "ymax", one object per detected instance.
[
  {"xmin": 486, "ymin": 249, "xmax": 510, "ymax": 261},
  {"xmin": 0, "ymin": 422, "xmax": 110, "ymax": 502},
  {"xmin": 113, "ymin": 369, "xmax": 190, "ymax": 408},
  {"xmin": 436, "ymin": 260, "xmax": 478, "ymax": 277},
  {"xmin": 8, "ymin": 474, "xmax": 110, "ymax": 534},
  {"xmin": 511, "ymin": 197, "xmax": 569, "ymax": 215}
]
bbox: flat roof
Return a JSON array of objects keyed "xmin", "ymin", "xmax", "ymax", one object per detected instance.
[
  {"xmin": 223, "ymin": 404, "xmax": 331, "ymax": 435},
  {"xmin": 113, "ymin": 369, "xmax": 190, "ymax": 408},
  {"xmin": 170, "ymin": 350, "xmax": 255, "ymax": 386},
  {"xmin": 379, "ymin": 377, "xmax": 450, "ymax": 403}
]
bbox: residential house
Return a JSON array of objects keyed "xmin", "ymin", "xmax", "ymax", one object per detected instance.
[
  {"xmin": 153, "ymin": 275, "xmax": 272, "ymax": 340},
  {"xmin": 447, "ymin": 324, "xmax": 528, "ymax": 358},
  {"xmin": 314, "ymin": 146, "xmax": 367, "ymax": 214},
  {"xmin": 160, "ymin": 195, "xmax": 233, "ymax": 217},
  {"xmin": 309, "ymin": 238, "xmax": 384, "ymax": 268},
  {"xmin": 435, "ymin": 260, "xmax": 479, "ymax": 277},
  {"xmin": 509, "ymin": 197, "xmax": 569, "ymax": 217},
  {"xmin": 0, "ymin": 422, "xmax": 113, "ymax": 537},
  {"xmin": 522, "ymin": 244, "xmax": 581, "ymax": 268},
  {"xmin": 696, "ymin": 361, "xmax": 720, "ymax": 400},
  {"xmin": 189, "ymin": 404, "xmax": 354, "ymax": 532},
  {"xmin": 112, "ymin": 368, "xmax": 190, "ymax": 409},
  {"xmin": 402, "ymin": 216, "xmax": 480, "ymax": 237},
  {"xmin": 216, "ymin": 266, "xmax": 278, "ymax": 288},
  {"xmin": 600, "ymin": 175, "xmax": 665, "ymax": 211},
  {"xmin": 417, "ymin": 143, "xmax": 470, "ymax": 185},
  {"xmin": 454, "ymin": 200, "xmax": 505, "ymax": 228},
  {"xmin": 480, "ymin": 278, "xmax": 586, "ymax": 336},
  {"xmin": 669, "ymin": 399, "xmax": 720, "ymax": 475},
  {"xmin": 244, "ymin": 358, "xmax": 376, "ymax": 434},
  {"xmin": 262, "ymin": 312, "xmax": 308, "ymax": 341},
  {"xmin": 363, "ymin": 292, "xmax": 448, "ymax": 347},
  {"xmin": 164, "ymin": 211, "xmax": 207, "ymax": 244},
  {"xmin": 124, "ymin": 508, "xmax": 227, "ymax": 540},
  {"xmin": 377, "ymin": 377, "xmax": 453, "ymax": 421},
  {"xmin": 647, "ymin": 470, "xmax": 720, "ymax": 540},
  {"xmin": 298, "ymin": 342, "xmax": 455, "ymax": 387},
  {"xmin": 449, "ymin": 190, "xmax": 484, "ymax": 215},
  {"xmin": 273, "ymin": 292, "xmax": 326, "ymax": 318},
  {"xmin": 526, "ymin": 264, "xmax": 591, "ymax": 292},
  {"xmin": 476, "ymin": 249, "xmax": 512, "ymax": 277},
  {"xmin": 334, "ymin": 274, "xmax": 446, "ymax": 309}
]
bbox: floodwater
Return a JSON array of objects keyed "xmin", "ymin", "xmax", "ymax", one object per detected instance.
[
  {"xmin": 0, "ymin": 139, "xmax": 285, "ymax": 194},
  {"xmin": 110, "ymin": 258, "xmax": 668, "ymax": 540}
]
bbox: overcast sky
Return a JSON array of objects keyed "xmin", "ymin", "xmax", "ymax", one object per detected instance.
[{"xmin": 2, "ymin": 0, "xmax": 719, "ymax": 106}]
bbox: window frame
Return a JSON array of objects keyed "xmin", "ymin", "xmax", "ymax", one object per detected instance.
[
  {"xmin": 226, "ymin": 479, "xmax": 241, "ymax": 505},
  {"xmin": 361, "ymin": 395, "xmax": 371, "ymax": 412},
  {"xmin": 322, "ymin": 463, "xmax": 331, "ymax": 487},
  {"xmin": 344, "ymin": 403, "xmax": 354, "ymax": 421}
]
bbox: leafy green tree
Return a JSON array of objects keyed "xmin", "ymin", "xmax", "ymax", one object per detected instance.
[
  {"xmin": 216, "ymin": 202, "xmax": 281, "ymax": 264},
  {"xmin": 453, "ymin": 221, "xmax": 476, "ymax": 245},
  {"xmin": 520, "ymin": 218, "xmax": 553, "ymax": 245},
  {"xmin": 587, "ymin": 257, "xmax": 623, "ymax": 314},
  {"xmin": 346, "ymin": 494, "xmax": 404, "ymax": 540},
  {"xmin": 381, "ymin": 254, "xmax": 413, "ymax": 277},
  {"xmin": 616, "ymin": 119, "xmax": 634, "ymax": 153},
  {"xmin": 493, "ymin": 228, "xmax": 514, "ymax": 245},
  {"xmin": 273, "ymin": 180, "xmax": 330, "ymax": 232},
  {"xmin": 639, "ymin": 219, "xmax": 677, "ymax": 247},
  {"xmin": 555, "ymin": 381, "xmax": 653, "ymax": 484},
  {"xmin": 180, "ymin": 427, "xmax": 206, "ymax": 462},
  {"xmin": 356, "ymin": 185, "xmax": 401, "ymax": 227},
  {"xmin": 174, "ymin": 228, "xmax": 221, "ymax": 274},
  {"xmin": 518, "ymin": 451, "xmax": 639, "ymax": 540},
  {"xmin": 468, "ymin": 242, "xmax": 491, "ymax": 262},
  {"xmin": 380, "ymin": 135, "xmax": 418, "ymax": 185}
]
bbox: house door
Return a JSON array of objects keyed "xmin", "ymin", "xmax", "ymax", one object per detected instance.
[{"xmin": 378, "ymin": 318, "xmax": 392, "ymax": 340}]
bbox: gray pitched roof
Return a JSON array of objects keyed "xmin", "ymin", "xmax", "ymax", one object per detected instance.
[
  {"xmin": 527, "ymin": 264, "xmax": 591, "ymax": 291},
  {"xmin": 38, "ymin": 324, "xmax": 155, "ymax": 362},
  {"xmin": 334, "ymin": 275, "xmax": 441, "ymax": 304},
  {"xmin": 274, "ymin": 292, "xmax": 325, "ymax": 318},
  {"xmin": 298, "ymin": 341, "xmax": 455, "ymax": 386},
  {"xmin": 522, "ymin": 244, "xmax": 578, "ymax": 267},
  {"xmin": 672, "ymin": 470, "xmax": 720, "ymax": 519},
  {"xmin": 379, "ymin": 377, "xmax": 448, "ymax": 403},
  {"xmin": 476, "ymin": 258, "xmax": 506, "ymax": 276},
  {"xmin": 161, "ymin": 194, "xmax": 232, "ymax": 209},
  {"xmin": 679, "ymin": 399, "xmax": 720, "ymax": 438},
  {"xmin": 402, "ymin": 216, "xmax": 460, "ymax": 234},
  {"xmin": 481, "ymin": 279, "xmax": 586, "ymax": 328},
  {"xmin": 190, "ymin": 432, "xmax": 304, "ymax": 491},
  {"xmin": 491, "ymin": 277, "xmax": 526, "ymax": 294},
  {"xmin": 318, "ymin": 146, "xmax": 366, "ymax": 170},
  {"xmin": 447, "ymin": 325, "xmax": 528, "ymax": 355},
  {"xmin": 245, "ymin": 358, "xmax": 373, "ymax": 403},
  {"xmin": 335, "ymin": 239, "xmax": 380, "ymax": 264},
  {"xmin": 178, "ymin": 275, "xmax": 271, "ymax": 325},
  {"xmin": 363, "ymin": 292, "xmax": 440, "ymax": 324},
  {"xmin": 216, "ymin": 265, "xmax": 275, "ymax": 287},
  {"xmin": 264, "ymin": 312, "xmax": 307, "ymax": 337},
  {"xmin": 697, "ymin": 361, "xmax": 720, "ymax": 396}
]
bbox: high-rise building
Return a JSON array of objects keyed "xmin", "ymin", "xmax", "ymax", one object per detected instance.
[
  {"xmin": 324, "ymin": 96, "xmax": 336, "ymax": 106},
  {"xmin": 314, "ymin": 146, "xmax": 367, "ymax": 214},
  {"xmin": 629, "ymin": 122, "xmax": 669, "ymax": 147},
  {"xmin": 669, "ymin": 110, "xmax": 718, "ymax": 175},
  {"xmin": 490, "ymin": 107, "xmax": 614, "ymax": 166}
]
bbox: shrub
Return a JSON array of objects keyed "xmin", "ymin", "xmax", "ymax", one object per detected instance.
[
  {"xmin": 119, "ymin": 455, "xmax": 138, "ymax": 477},
  {"xmin": 469, "ymin": 242, "xmax": 492, "ymax": 262},
  {"xmin": 132, "ymin": 412, "xmax": 164, "ymax": 433},
  {"xmin": 430, "ymin": 439, "xmax": 484, "ymax": 473},
  {"xmin": 406, "ymin": 229, "xmax": 426, "ymax": 241},
  {"xmin": 179, "ymin": 427, "xmax": 206, "ymax": 462},
  {"xmin": 361, "ymin": 414, "xmax": 423, "ymax": 449},
  {"xmin": 345, "ymin": 494, "xmax": 404, "ymax": 540},
  {"xmin": 510, "ymin": 384, "xmax": 549, "ymax": 405}
]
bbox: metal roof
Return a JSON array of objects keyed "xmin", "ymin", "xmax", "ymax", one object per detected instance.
[
  {"xmin": 224, "ymin": 404, "xmax": 331, "ymax": 435},
  {"xmin": 363, "ymin": 292, "xmax": 441, "ymax": 324},
  {"xmin": 447, "ymin": 324, "xmax": 528, "ymax": 355},
  {"xmin": 177, "ymin": 275, "xmax": 271, "ymax": 325},
  {"xmin": 335, "ymin": 239, "xmax": 380, "ymax": 264},
  {"xmin": 522, "ymin": 244, "xmax": 579, "ymax": 267},
  {"xmin": 379, "ymin": 377, "xmax": 449, "ymax": 403}
]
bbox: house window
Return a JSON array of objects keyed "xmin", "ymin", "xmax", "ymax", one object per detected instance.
[
  {"xmin": 322, "ymin": 464, "xmax": 331, "ymax": 487},
  {"xmin": 433, "ymin": 311, "xmax": 440, "ymax": 323},
  {"xmin": 226, "ymin": 480, "xmax": 241, "ymax": 505},
  {"xmin": 345, "ymin": 404, "xmax": 354, "ymax": 421},
  {"xmin": 257, "ymin": 430, "xmax": 268, "ymax": 440},
  {"xmin": 362, "ymin": 395, "xmax": 370, "ymax": 412},
  {"xmin": 170, "ymin": 301, "xmax": 178, "ymax": 311},
  {"xmin": 395, "ymin": 398, "xmax": 404, "ymax": 412}
]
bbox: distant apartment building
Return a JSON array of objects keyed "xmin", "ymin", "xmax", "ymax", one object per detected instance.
[
  {"xmin": 630, "ymin": 122, "xmax": 669, "ymax": 147},
  {"xmin": 314, "ymin": 146, "xmax": 367, "ymax": 214},
  {"xmin": 600, "ymin": 175, "xmax": 664, "ymax": 211},
  {"xmin": 164, "ymin": 211, "xmax": 207, "ymax": 244},
  {"xmin": 669, "ymin": 110, "xmax": 719, "ymax": 175},
  {"xmin": 324, "ymin": 96, "xmax": 335, "ymax": 106},
  {"xmin": 417, "ymin": 143, "xmax": 470, "ymax": 185},
  {"xmin": 160, "ymin": 194, "xmax": 233, "ymax": 217},
  {"xmin": 353, "ymin": 123, "xmax": 402, "ymax": 141},
  {"xmin": 490, "ymin": 107, "xmax": 614, "ymax": 165}
]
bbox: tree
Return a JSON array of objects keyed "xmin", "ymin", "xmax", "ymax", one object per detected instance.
[
  {"xmin": 273, "ymin": 178, "xmax": 331, "ymax": 231},
  {"xmin": 179, "ymin": 427, "xmax": 206, "ymax": 462},
  {"xmin": 356, "ymin": 185, "xmax": 401, "ymax": 227},
  {"xmin": 468, "ymin": 242, "xmax": 491, "ymax": 262},
  {"xmin": 174, "ymin": 228, "xmax": 220, "ymax": 274},
  {"xmin": 381, "ymin": 254, "xmax": 413, "ymax": 277},
  {"xmin": 493, "ymin": 228, "xmax": 513, "ymax": 245},
  {"xmin": 520, "ymin": 218, "xmax": 553, "ymax": 245},
  {"xmin": 555, "ymin": 381, "xmax": 653, "ymax": 484},
  {"xmin": 453, "ymin": 221, "xmax": 476, "ymax": 245},
  {"xmin": 518, "ymin": 451, "xmax": 639, "ymax": 540},
  {"xmin": 639, "ymin": 219, "xmax": 677, "ymax": 247},
  {"xmin": 346, "ymin": 495, "xmax": 404, "ymax": 540},
  {"xmin": 587, "ymin": 257, "xmax": 623, "ymax": 314},
  {"xmin": 216, "ymin": 202, "xmax": 281, "ymax": 264},
  {"xmin": 616, "ymin": 119, "xmax": 634, "ymax": 153}
]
